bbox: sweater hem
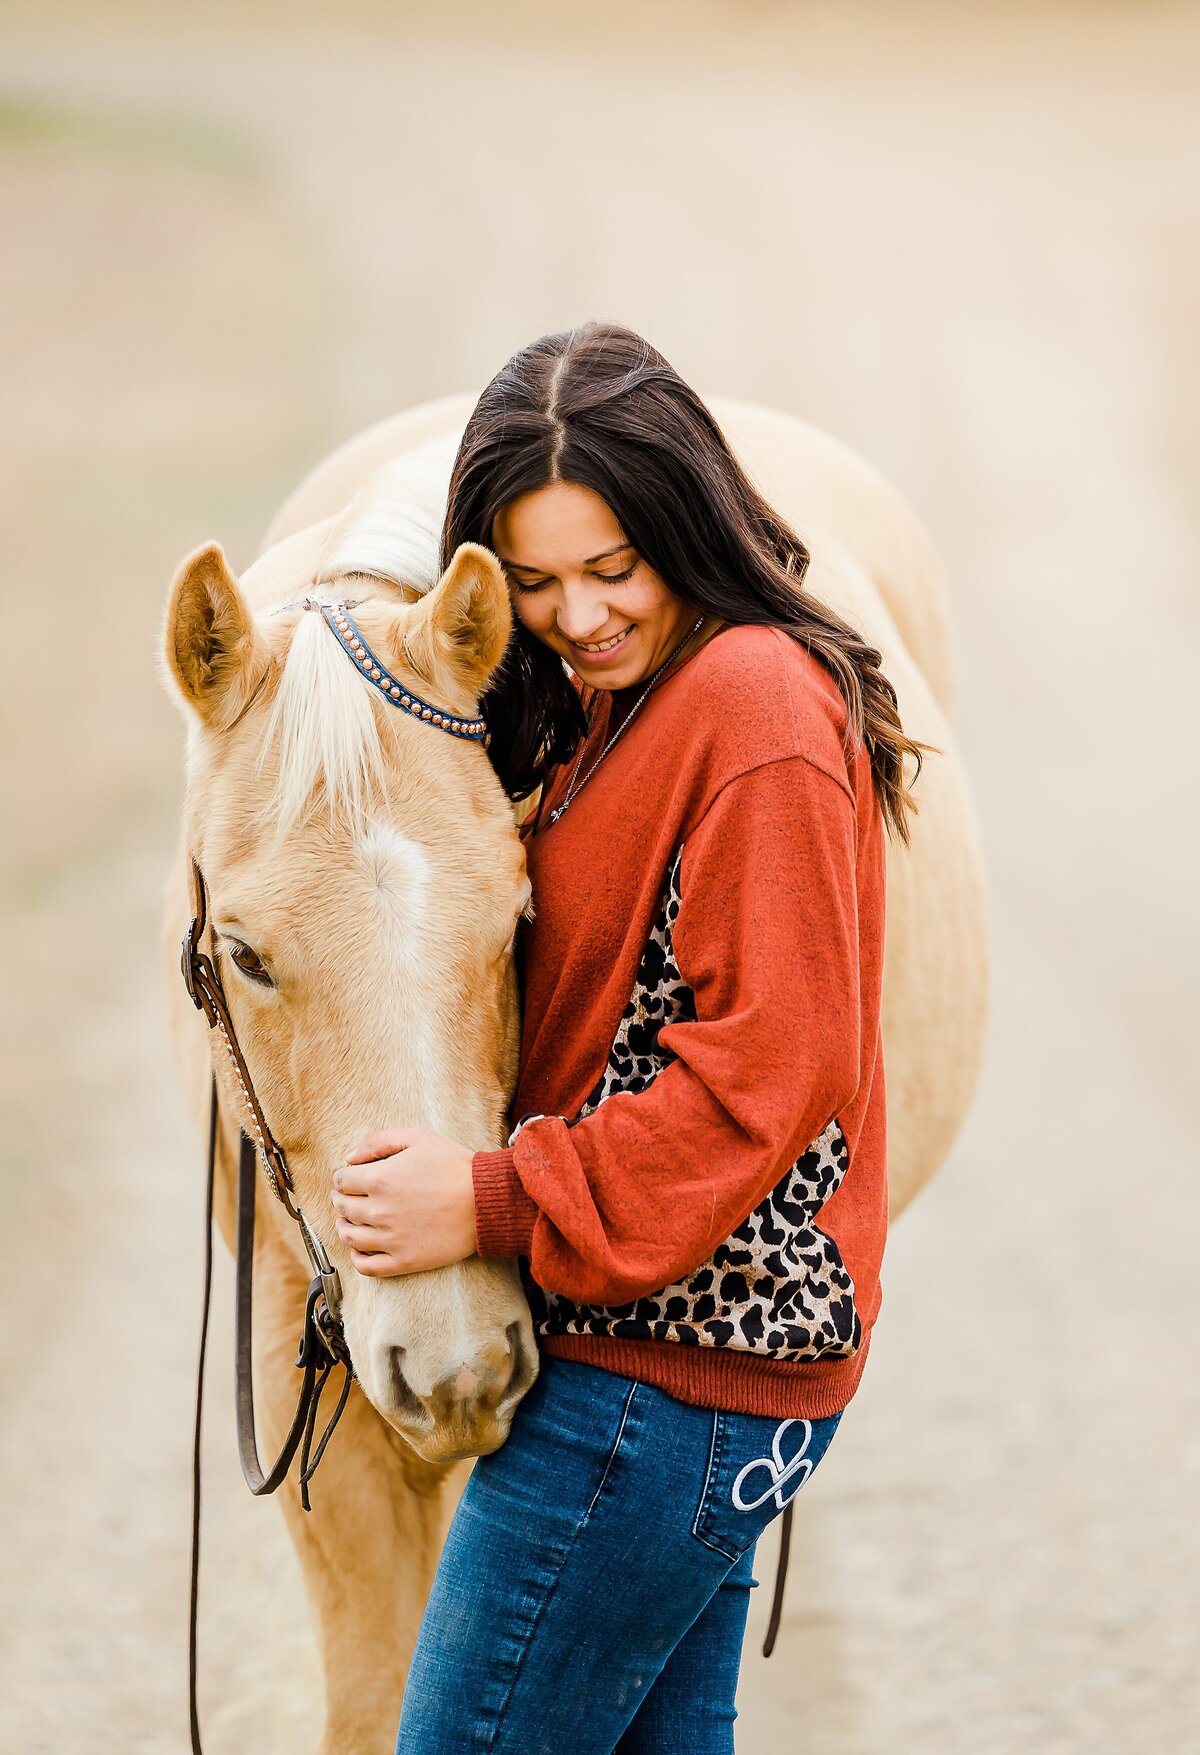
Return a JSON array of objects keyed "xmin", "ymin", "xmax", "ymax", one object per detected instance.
[{"xmin": 533, "ymin": 1325, "xmax": 874, "ymax": 1419}]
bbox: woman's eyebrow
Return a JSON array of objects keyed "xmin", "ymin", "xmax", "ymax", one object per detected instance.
[{"xmin": 498, "ymin": 542, "xmax": 633, "ymax": 572}]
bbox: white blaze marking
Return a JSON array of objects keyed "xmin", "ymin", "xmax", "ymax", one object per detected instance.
[{"xmin": 358, "ymin": 822, "xmax": 446, "ymax": 1132}]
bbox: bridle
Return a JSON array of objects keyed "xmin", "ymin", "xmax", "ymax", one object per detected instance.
[{"xmin": 182, "ymin": 596, "xmax": 486, "ymax": 1754}]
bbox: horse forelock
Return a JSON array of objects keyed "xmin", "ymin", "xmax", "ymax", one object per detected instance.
[{"xmin": 253, "ymin": 603, "xmax": 389, "ymax": 841}]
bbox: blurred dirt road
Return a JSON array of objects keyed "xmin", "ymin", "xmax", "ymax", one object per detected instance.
[{"xmin": 1, "ymin": 5, "xmax": 1197, "ymax": 1751}]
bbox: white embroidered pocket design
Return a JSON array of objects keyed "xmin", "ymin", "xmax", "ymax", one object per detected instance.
[{"xmin": 730, "ymin": 1418, "xmax": 815, "ymax": 1512}]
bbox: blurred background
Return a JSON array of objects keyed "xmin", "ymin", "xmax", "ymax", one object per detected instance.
[{"xmin": 1, "ymin": 3, "xmax": 1196, "ymax": 1751}]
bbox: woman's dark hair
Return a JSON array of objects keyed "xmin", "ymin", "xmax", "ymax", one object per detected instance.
[{"xmin": 441, "ymin": 320, "xmax": 937, "ymax": 846}]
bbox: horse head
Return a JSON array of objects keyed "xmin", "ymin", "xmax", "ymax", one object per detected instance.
[{"xmin": 162, "ymin": 523, "xmax": 538, "ymax": 1464}]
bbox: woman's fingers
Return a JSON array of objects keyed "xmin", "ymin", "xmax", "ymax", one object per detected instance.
[
  {"xmin": 330, "ymin": 1190, "xmax": 374, "ymax": 1223},
  {"xmin": 349, "ymin": 1247, "xmax": 403, "ymax": 1277},
  {"xmin": 345, "ymin": 1128, "xmax": 422, "ymax": 1166},
  {"xmin": 337, "ymin": 1223, "xmax": 384, "ymax": 1252},
  {"xmin": 332, "ymin": 1164, "xmax": 375, "ymax": 1197}
]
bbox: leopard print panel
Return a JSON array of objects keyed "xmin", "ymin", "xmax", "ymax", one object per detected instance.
[{"xmin": 516, "ymin": 845, "xmax": 862, "ymax": 1362}]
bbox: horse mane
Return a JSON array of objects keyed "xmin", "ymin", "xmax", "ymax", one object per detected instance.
[
  {"xmin": 255, "ymin": 437, "xmax": 458, "ymax": 840},
  {"xmin": 314, "ymin": 436, "xmax": 455, "ymax": 598}
]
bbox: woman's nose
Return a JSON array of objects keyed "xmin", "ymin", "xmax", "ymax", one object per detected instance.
[{"xmin": 556, "ymin": 585, "xmax": 609, "ymax": 643}]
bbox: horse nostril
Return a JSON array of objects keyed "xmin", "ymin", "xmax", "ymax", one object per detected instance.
[
  {"xmin": 503, "ymin": 1319, "xmax": 532, "ymax": 1401},
  {"xmin": 385, "ymin": 1347, "xmax": 428, "ymax": 1423}
]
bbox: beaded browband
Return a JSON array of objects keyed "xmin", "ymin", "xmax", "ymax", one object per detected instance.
[{"xmin": 311, "ymin": 598, "xmax": 487, "ymax": 742}]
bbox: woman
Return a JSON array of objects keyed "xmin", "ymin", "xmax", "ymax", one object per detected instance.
[{"xmin": 330, "ymin": 321, "xmax": 928, "ymax": 1753}]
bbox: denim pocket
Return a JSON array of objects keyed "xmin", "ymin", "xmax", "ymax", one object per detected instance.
[{"xmin": 691, "ymin": 1407, "xmax": 845, "ymax": 1562}]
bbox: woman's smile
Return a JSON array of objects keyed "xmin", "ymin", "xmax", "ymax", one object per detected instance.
[{"xmin": 566, "ymin": 622, "xmax": 636, "ymax": 665}]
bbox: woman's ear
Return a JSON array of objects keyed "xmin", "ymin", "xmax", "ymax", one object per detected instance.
[
  {"xmin": 162, "ymin": 542, "xmax": 271, "ymax": 729},
  {"xmin": 401, "ymin": 543, "xmax": 513, "ymax": 700}
]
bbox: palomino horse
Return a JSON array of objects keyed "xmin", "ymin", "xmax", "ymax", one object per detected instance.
[{"xmin": 162, "ymin": 394, "xmax": 988, "ymax": 1752}]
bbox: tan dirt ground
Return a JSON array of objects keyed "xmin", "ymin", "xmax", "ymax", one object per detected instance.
[{"xmin": 0, "ymin": 5, "xmax": 1197, "ymax": 1751}]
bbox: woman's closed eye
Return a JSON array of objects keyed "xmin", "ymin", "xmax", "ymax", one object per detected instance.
[{"xmin": 506, "ymin": 560, "xmax": 639, "ymax": 594}]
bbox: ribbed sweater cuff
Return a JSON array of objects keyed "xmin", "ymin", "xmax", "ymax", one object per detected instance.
[{"xmin": 471, "ymin": 1147, "xmax": 538, "ymax": 1259}]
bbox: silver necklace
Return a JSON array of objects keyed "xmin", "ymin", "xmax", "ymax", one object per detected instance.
[{"xmin": 544, "ymin": 614, "xmax": 708, "ymax": 827}]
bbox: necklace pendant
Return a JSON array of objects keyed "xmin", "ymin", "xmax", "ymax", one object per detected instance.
[{"xmin": 548, "ymin": 802, "xmax": 567, "ymax": 824}]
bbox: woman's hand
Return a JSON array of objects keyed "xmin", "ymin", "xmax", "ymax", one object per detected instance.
[{"xmin": 331, "ymin": 1128, "xmax": 479, "ymax": 1278}]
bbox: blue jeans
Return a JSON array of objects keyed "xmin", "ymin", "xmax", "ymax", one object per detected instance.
[{"xmin": 395, "ymin": 1353, "xmax": 845, "ymax": 1754}]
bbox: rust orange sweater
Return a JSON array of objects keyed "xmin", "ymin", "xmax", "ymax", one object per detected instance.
[{"xmin": 471, "ymin": 624, "xmax": 888, "ymax": 1419}]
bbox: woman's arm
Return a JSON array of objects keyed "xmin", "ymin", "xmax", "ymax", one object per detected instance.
[{"xmin": 471, "ymin": 752, "xmax": 863, "ymax": 1305}]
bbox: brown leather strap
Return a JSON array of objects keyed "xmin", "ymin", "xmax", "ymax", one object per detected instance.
[
  {"xmin": 183, "ymin": 857, "xmax": 347, "ymax": 1336},
  {"xmin": 189, "ymin": 1086, "xmax": 353, "ymax": 1754},
  {"xmin": 762, "ymin": 1500, "xmax": 794, "ymax": 1657},
  {"xmin": 231, "ymin": 1130, "xmax": 350, "ymax": 1502},
  {"xmin": 234, "ymin": 1131, "xmax": 328, "ymax": 1496},
  {"xmin": 181, "ymin": 860, "xmax": 295, "ymax": 1215},
  {"xmin": 188, "ymin": 1080, "xmax": 218, "ymax": 1755}
]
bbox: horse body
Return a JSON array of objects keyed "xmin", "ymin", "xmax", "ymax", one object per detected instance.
[{"xmin": 162, "ymin": 395, "xmax": 988, "ymax": 1752}]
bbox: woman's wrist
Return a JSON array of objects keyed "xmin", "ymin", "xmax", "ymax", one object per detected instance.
[{"xmin": 471, "ymin": 1147, "xmax": 538, "ymax": 1258}]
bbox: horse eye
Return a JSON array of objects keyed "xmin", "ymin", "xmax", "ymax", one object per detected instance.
[{"xmin": 223, "ymin": 939, "xmax": 274, "ymax": 986}]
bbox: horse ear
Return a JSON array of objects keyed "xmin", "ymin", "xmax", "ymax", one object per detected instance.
[
  {"xmin": 163, "ymin": 541, "xmax": 271, "ymax": 728},
  {"xmin": 401, "ymin": 543, "xmax": 512, "ymax": 699}
]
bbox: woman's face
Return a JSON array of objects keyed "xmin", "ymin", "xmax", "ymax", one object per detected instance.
[{"xmin": 492, "ymin": 480, "xmax": 697, "ymax": 691}]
